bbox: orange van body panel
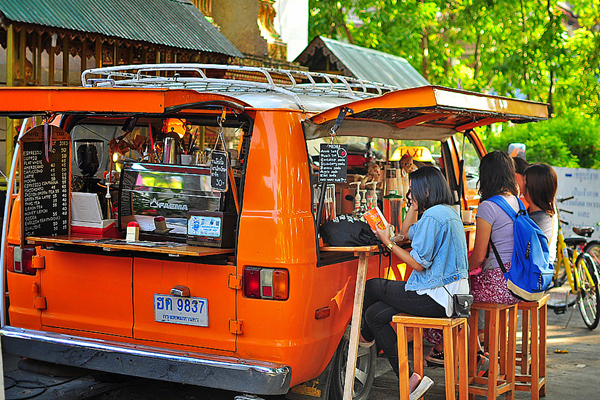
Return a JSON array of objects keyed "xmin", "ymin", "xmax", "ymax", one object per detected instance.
[
  {"xmin": 38, "ymin": 249, "xmax": 133, "ymax": 337},
  {"xmin": 311, "ymin": 86, "xmax": 549, "ymax": 125},
  {"xmin": 0, "ymin": 87, "xmax": 250, "ymax": 114},
  {"xmin": 133, "ymin": 257, "xmax": 236, "ymax": 351},
  {"xmin": 232, "ymin": 109, "xmax": 371, "ymax": 384},
  {"xmin": 236, "ymin": 258, "xmax": 363, "ymax": 386},
  {"xmin": 6, "ymin": 271, "xmax": 42, "ymax": 330}
]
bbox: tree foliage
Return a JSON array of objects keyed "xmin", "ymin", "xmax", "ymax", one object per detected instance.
[{"xmin": 309, "ymin": 0, "xmax": 600, "ymax": 168}]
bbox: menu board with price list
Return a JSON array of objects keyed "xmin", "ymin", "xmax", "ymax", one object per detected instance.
[
  {"xmin": 19, "ymin": 125, "xmax": 71, "ymax": 243},
  {"xmin": 319, "ymin": 143, "xmax": 348, "ymax": 183}
]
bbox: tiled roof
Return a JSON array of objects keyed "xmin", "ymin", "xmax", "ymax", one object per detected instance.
[
  {"xmin": 295, "ymin": 36, "xmax": 429, "ymax": 89},
  {"xmin": 0, "ymin": 0, "xmax": 243, "ymax": 57}
]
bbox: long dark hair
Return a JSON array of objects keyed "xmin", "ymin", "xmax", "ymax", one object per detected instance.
[
  {"xmin": 478, "ymin": 151, "xmax": 518, "ymax": 201},
  {"xmin": 525, "ymin": 163, "xmax": 557, "ymax": 215},
  {"xmin": 409, "ymin": 166, "xmax": 453, "ymax": 214}
]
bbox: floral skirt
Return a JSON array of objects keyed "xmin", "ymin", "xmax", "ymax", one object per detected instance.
[
  {"xmin": 424, "ymin": 265, "xmax": 519, "ymax": 346},
  {"xmin": 470, "ymin": 264, "xmax": 520, "ymax": 305}
]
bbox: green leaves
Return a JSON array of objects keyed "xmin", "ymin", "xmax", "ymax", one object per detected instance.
[{"xmin": 483, "ymin": 114, "xmax": 600, "ymax": 168}]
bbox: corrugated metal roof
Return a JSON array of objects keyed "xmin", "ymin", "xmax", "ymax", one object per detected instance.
[
  {"xmin": 295, "ymin": 36, "xmax": 429, "ymax": 89},
  {"xmin": 0, "ymin": 0, "xmax": 243, "ymax": 58}
]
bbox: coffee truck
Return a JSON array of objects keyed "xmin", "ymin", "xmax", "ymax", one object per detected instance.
[{"xmin": 0, "ymin": 64, "xmax": 548, "ymax": 400}]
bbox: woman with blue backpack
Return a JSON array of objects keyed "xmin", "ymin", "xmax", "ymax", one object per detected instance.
[{"xmin": 469, "ymin": 151, "xmax": 522, "ymax": 304}]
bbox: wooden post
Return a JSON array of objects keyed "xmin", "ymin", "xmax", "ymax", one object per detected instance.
[
  {"xmin": 81, "ymin": 39, "xmax": 87, "ymax": 74},
  {"xmin": 49, "ymin": 33, "xmax": 55, "ymax": 85},
  {"xmin": 95, "ymin": 39, "xmax": 102, "ymax": 68},
  {"xmin": 62, "ymin": 36, "xmax": 69, "ymax": 85},
  {"xmin": 36, "ymin": 33, "xmax": 42, "ymax": 85},
  {"xmin": 18, "ymin": 28, "xmax": 26, "ymax": 86},
  {"xmin": 113, "ymin": 41, "xmax": 118, "ymax": 66},
  {"xmin": 342, "ymin": 250, "xmax": 370, "ymax": 400}
]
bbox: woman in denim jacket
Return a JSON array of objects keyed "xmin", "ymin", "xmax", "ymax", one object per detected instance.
[{"xmin": 365, "ymin": 166, "xmax": 469, "ymax": 399}]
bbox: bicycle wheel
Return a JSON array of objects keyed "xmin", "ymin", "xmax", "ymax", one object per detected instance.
[
  {"xmin": 547, "ymin": 247, "xmax": 578, "ymax": 312},
  {"xmin": 584, "ymin": 241, "xmax": 600, "ymax": 267},
  {"xmin": 576, "ymin": 253, "xmax": 600, "ymax": 330}
]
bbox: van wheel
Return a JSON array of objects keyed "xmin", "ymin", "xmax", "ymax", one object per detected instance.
[{"xmin": 329, "ymin": 335, "xmax": 376, "ymax": 400}]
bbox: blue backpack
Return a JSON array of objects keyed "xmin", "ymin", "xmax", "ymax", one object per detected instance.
[{"xmin": 488, "ymin": 195, "xmax": 553, "ymax": 301}]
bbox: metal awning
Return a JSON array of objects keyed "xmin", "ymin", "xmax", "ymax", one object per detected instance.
[
  {"xmin": 0, "ymin": 0, "xmax": 243, "ymax": 58},
  {"xmin": 304, "ymin": 85, "xmax": 549, "ymax": 141},
  {"xmin": 294, "ymin": 36, "xmax": 429, "ymax": 89}
]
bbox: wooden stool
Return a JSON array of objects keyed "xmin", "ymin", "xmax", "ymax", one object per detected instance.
[
  {"xmin": 392, "ymin": 314, "xmax": 468, "ymax": 400},
  {"xmin": 468, "ymin": 302, "xmax": 518, "ymax": 399},
  {"xmin": 515, "ymin": 294, "xmax": 549, "ymax": 399}
]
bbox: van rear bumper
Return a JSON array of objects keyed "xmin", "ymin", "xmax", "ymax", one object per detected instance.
[{"xmin": 1, "ymin": 326, "xmax": 292, "ymax": 395}]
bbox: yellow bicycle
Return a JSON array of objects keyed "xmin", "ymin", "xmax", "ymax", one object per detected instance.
[{"xmin": 547, "ymin": 197, "xmax": 600, "ymax": 330}]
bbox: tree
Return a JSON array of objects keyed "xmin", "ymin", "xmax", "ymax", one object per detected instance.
[
  {"xmin": 309, "ymin": 0, "xmax": 600, "ymax": 168},
  {"xmin": 309, "ymin": 0, "xmax": 564, "ymax": 105},
  {"xmin": 481, "ymin": 112, "xmax": 600, "ymax": 168}
]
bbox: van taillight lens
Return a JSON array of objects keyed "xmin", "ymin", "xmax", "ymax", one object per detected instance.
[
  {"xmin": 7, "ymin": 246, "xmax": 36, "ymax": 275},
  {"xmin": 243, "ymin": 267, "xmax": 261, "ymax": 298},
  {"xmin": 273, "ymin": 270, "xmax": 289, "ymax": 300},
  {"xmin": 244, "ymin": 267, "xmax": 288, "ymax": 300}
]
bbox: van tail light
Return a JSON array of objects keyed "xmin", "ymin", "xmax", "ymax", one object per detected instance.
[
  {"xmin": 243, "ymin": 267, "xmax": 261, "ymax": 298},
  {"xmin": 273, "ymin": 270, "xmax": 289, "ymax": 300},
  {"xmin": 243, "ymin": 267, "xmax": 288, "ymax": 300},
  {"xmin": 7, "ymin": 246, "xmax": 37, "ymax": 276}
]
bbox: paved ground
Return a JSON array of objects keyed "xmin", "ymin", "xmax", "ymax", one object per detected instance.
[
  {"xmin": 3, "ymin": 297, "xmax": 600, "ymax": 399},
  {"xmin": 368, "ymin": 300, "xmax": 600, "ymax": 399}
]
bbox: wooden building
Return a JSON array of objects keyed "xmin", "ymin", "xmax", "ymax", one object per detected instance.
[{"xmin": 0, "ymin": 0, "xmax": 246, "ymax": 174}]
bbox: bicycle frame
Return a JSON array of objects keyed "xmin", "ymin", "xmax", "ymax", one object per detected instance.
[{"xmin": 555, "ymin": 220, "xmax": 597, "ymax": 296}]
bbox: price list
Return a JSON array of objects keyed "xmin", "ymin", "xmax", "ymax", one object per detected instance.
[
  {"xmin": 319, "ymin": 144, "xmax": 348, "ymax": 183},
  {"xmin": 20, "ymin": 126, "xmax": 71, "ymax": 238}
]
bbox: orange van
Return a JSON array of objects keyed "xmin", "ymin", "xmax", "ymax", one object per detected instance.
[{"xmin": 0, "ymin": 64, "xmax": 548, "ymax": 399}]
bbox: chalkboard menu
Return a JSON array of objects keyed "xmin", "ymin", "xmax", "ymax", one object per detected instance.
[
  {"xmin": 20, "ymin": 125, "xmax": 71, "ymax": 242},
  {"xmin": 319, "ymin": 144, "xmax": 348, "ymax": 183},
  {"xmin": 210, "ymin": 150, "xmax": 228, "ymax": 192}
]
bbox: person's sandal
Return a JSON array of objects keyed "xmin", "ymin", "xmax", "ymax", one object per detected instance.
[
  {"xmin": 358, "ymin": 333, "xmax": 375, "ymax": 348},
  {"xmin": 425, "ymin": 347, "xmax": 444, "ymax": 366},
  {"xmin": 477, "ymin": 350, "xmax": 490, "ymax": 377},
  {"xmin": 409, "ymin": 374, "xmax": 434, "ymax": 400}
]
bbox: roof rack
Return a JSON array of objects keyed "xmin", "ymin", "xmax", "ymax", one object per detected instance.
[{"xmin": 81, "ymin": 64, "xmax": 398, "ymax": 104}]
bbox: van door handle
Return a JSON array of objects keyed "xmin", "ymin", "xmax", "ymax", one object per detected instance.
[{"xmin": 170, "ymin": 285, "xmax": 190, "ymax": 297}]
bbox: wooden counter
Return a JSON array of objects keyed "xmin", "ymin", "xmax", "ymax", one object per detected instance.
[{"xmin": 26, "ymin": 235, "xmax": 234, "ymax": 257}]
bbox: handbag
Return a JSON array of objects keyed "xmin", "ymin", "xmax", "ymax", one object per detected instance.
[
  {"xmin": 443, "ymin": 286, "xmax": 473, "ymax": 318},
  {"xmin": 319, "ymin": 214, "xmax": 380, "ymax": 247}
]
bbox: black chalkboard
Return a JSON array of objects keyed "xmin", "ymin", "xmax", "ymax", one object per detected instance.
[
  {"xmin": 19, "ymin": 125, "xmax": 71, "ymax": 242},
  {"xmin": 319, "ymin": 144, "xmax": 348, "ymax": 183},
  {"xmin": 210, "ymin": 150, "xmax": 228, "ymax": 192}
]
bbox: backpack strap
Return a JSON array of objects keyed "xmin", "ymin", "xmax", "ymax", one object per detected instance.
[
  {"xmin": 489, "ymin": 240, "xmax": 508, "ymax": 274},
  {"xmin": 486, "ymin": 195, "xmax": 522, "ymax": 275},
  {"xmin": 487, "ymin": 195, "xmax": 526, "ymax": 221}
]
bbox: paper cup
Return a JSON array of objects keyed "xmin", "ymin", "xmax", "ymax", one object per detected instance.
[
  {"xmin": 181, "ymin": 154, "xmax": 192, "ymax": 165},
  {"xmin": 462, "ymin": 210, "xmax": 473, "ymax": 224}
]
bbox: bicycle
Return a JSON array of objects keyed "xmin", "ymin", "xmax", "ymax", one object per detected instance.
[{"xmin": 546, "ymin": 196, "xmax": 600, "ymax": 330}]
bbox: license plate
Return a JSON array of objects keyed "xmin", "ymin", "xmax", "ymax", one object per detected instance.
[{"xmin": 154, "ymin": 294, "xmax": 208, "ymax": 327}]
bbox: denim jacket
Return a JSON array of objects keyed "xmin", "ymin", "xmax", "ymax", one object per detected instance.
[{"xmin": 405, "ymin": 204, "xmax": 469, "ymax": 291}]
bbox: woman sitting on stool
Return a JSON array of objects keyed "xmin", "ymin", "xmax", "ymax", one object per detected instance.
[{"xmin": 365, "ymin": 166, "xmax": 470, "ymax": 400}]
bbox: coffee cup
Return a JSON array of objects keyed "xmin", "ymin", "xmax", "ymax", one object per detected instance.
[{"xmin": 462, "ymin": 209, "xmax": 473, "ymax": 224}]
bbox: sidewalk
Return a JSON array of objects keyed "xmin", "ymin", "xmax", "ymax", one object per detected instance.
[{"xmin": 369, "ymin": 301, "xmax": 600, "ymax": 399}]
